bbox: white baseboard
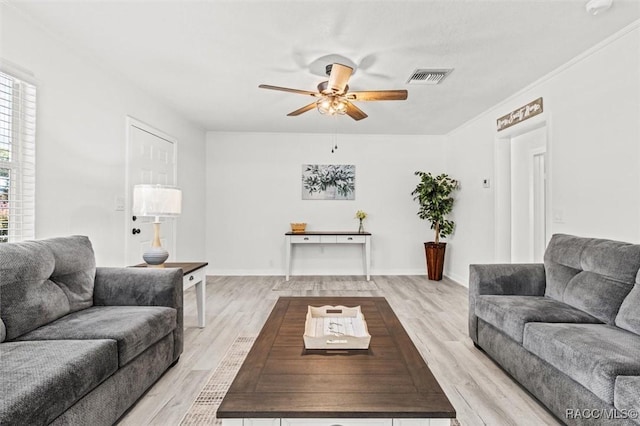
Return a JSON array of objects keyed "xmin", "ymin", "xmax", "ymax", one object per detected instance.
[
  {"xmin": 444, "ymin": 272, "xmax": 468, "ymax": 288},
  {"xmin": 206, "ymin": 268, "xmax": 279, "ymax": 276},
  {"xmin": 206, "ymin": 267, "xmax": 428, "ymax": 277}
]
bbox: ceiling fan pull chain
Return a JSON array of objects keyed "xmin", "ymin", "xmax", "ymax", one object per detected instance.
[{"xmin": 331, "ymin": 117, "xmax": 339, "ymax": 153}]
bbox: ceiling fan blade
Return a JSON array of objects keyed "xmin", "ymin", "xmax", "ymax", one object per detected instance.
[
  {"xmin": 345, "ymin": 101, "xmax": 368, "ymax": 121},
  {"xmin": 347, "ymin": 90, "xmax": 408, "ymax": 101},
  {"xmin": 287, "ymin": 102, "xmax": 317, "ymax": 116},
  {"xmin": 327, "ymin": 63, "xmax": 353, "ymax": 94},
  {"xmin": 259, "ymin": 84, "xmax": 320, "ymax": 97}
]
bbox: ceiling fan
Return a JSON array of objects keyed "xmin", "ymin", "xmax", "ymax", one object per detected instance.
[{"xmin": 259, "ymin": 63, "xmax": 408, "ymax": 121}]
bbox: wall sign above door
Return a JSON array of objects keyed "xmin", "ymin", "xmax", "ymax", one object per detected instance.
[{"xmin": 497, "ymin": 97, "xmax": 543, "ymax": 131}]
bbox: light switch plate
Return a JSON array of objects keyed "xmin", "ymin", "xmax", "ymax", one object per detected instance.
[
  {"xmin": 115, "ymin": 196, "xmax": 125, "ymax": 211},
  {"xmin": 553, "ymin": 209, "xmax": 564, "ymax": 223}
]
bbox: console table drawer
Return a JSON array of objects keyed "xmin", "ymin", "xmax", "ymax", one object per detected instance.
[
  {"xmin": 290, "ymin": 235, "xmax": 321, "ymax": 243},
  {"xmin": 183, "ymin": 268, "xmax": 205, "ymax": 291},
  {"xmin": 320, "ymin": 235, "xmax": 337, "ymax": 243},
  {"xmin": 337, "ymin": 235, "xmax": 366, "ymax": 244}
]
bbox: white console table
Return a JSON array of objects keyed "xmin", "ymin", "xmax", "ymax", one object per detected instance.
[{"xmin": 285, "ymin": 231, "xmax": 371, "ymax": 281}]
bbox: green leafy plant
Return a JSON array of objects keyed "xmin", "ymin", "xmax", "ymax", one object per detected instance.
[{"xmin": 411, "ymin": 172, "xmax": 459, "ymax": 244}]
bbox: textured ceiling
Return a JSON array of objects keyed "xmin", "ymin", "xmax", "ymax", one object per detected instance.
[{"xmin": 6, "ymin": 1, "xmax": 640, "ymax": 134}]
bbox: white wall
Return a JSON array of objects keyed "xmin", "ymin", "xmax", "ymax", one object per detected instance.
[
  {"xmin": 5, "ymin": 3, "xmax": 637, "ymax": 281},
  {"xmin": 206, "ymin": 132, "xmax": 445, "ymax": 276},
  {"xmin": 1, "ymin": 5, "xmax": 207, "ymax": 265},
  {"xmin": 445, "ymin": 23, "xmax": 640, "ymax": 285}
]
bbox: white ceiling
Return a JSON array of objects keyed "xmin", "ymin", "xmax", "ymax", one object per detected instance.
[{"xmin": 7, "ymin": 1, "xmax": 640, "ymax": 135}]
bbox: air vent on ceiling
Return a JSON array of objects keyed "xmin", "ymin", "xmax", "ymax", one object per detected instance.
[{"xmin": 406, "ymin": 69, "xmax": 453, "ymax": 85}]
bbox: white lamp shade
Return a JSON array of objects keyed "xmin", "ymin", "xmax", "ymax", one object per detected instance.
[{"xmin": 132, "ymin": 184, "xmax": 182, "ymax": 217}]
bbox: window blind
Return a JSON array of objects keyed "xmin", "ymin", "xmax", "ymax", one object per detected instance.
[{"xmin": 0, "ymin": 71, "xmax": 36, "ymax": 243}]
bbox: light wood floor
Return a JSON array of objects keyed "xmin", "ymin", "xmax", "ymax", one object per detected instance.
[{"xmin": 118, "ymin": 275, "xmax": 561, "ymax": 426}]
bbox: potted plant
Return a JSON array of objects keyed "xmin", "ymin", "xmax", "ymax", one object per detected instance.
[{"xmin": 411, "ymin": 171, "xmax": 459, "ymax": 281}]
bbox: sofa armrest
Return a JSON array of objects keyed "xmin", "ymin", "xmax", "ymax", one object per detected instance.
[
  {"xmin": 468, "ymin": 263, "xmax": 546, "ymax": 344},
  {"xmin": 93, "ymin": 267, "xmax": 183, "ymax": 360},
  {"xmin": 470, "ymin": 263, "xmax": 546, "ymax": 297}
]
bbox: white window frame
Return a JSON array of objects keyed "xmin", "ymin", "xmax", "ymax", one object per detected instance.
[{"xmin": 0, "ymin": 69, "xmax": 36, "ymax": 243}]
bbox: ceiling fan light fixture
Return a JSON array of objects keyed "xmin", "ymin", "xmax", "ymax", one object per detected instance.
[
  {"xmin": 317, "ymin": 98, "xmax": 331, "ymax": 114},
  {"xmin": 316, "ymin": 96, "xmax": 347, "ymax": 116}
]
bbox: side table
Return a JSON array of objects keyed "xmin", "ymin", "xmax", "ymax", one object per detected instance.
[{"xmin": 132, "ymin": 262, "xmax": 208, "ymax": 328}]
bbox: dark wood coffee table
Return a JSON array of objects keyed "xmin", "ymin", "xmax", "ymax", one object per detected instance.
[{"xmin": 218, "ymin": 297, "xmax": 455, "ymax": 426}]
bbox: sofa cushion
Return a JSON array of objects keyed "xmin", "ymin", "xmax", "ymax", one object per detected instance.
[
  {"xmin": 0, "ymin": 339, "xmax": 118, "ymax": 425},
  {"xmin": 37, "ymin": 235, "xmax": 96, "ymax": 313},
  {"xmin": 615, "ymin": 376, "xmax": 640, "ymax": 413},
  {"xmin": 0, "ymin": 236, "xmax": 97, "ymax": 341},
  {"xmin": 523, "ymin": 323, "xmax": 640, "ymax": 404},
  {"xmin": 475, "ymin": 295, "xmax": 601, "ymax": 343},
  {"xmin": 0, "ymin": 240, "xmax": 70, "ymax": 341},
  {"xmin": 15, "ymin": 306, "xmax": 176, "ymax": 366},
  {"xmin": 616, "ymin": 280, "xmax": 640, "ymax": 335},
  {"xmin": 544, "ymin": 234, "xmax": 640, "ymax": 324}
]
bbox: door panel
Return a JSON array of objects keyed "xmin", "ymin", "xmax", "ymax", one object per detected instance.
[
  {"xmin": 532, "ymin": 152, "xmax": 546, "ymax": 262},
  {"xmin": 126, "ymin": 120, "xmax": 177, "ymax": 266},
  {"xmin": 510, "ymin": 126, "xmax": 546, "ymax": 263}
]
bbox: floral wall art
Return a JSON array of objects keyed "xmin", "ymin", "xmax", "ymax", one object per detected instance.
[{"xmin": 302, "ymin": 164, "xmax": 355, "ymax": 200}]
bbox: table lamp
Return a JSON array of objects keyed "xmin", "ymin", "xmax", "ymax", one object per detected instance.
[{"xmin": 132, "ymin": 184, "xmax": 182, "ymax": 265}]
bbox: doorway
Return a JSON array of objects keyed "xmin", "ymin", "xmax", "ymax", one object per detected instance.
[
  {"xmin": 124, "ymin": 118, "xmax": 177, "ymax": 266},
  {"xmin": 495, "ymin": 121, "xmax": 548, "ymax": 263}
]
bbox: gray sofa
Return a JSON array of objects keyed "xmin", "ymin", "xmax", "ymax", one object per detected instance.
[
  {"xmin": 469, "ymin": 234, "xmax": 640, "ymax": 425},
  {"xmin": 0, "ymin": 235, "xmax": 183, "ymax": 425}
]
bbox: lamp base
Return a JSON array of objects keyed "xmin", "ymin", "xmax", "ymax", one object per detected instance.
[{"xmin": 143, "ymin": 246, "xmax": 169, "ymax": 265}]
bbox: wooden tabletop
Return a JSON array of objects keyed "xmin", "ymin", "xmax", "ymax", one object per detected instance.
[
  {"xmin": 131, "ymin": 262, "xmax": 208, "ymax": 275},
  {"xmin": 217, "ymin": 296, "xmax": 456, "ymax": 419}
]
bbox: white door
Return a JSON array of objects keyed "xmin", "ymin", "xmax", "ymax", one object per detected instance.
[
  {"xmin": 532, "ymin": 150, "xmax": 546, "ymax": 262},
  {"xmin": 125, "ymin": 118, "xmax": 177, "ymax": 266},
  {"xmin": 510, "ymin": 126, "xmax": 546, "ymax": 263}
]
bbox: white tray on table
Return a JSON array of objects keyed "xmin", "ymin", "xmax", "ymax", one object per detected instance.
[{"xmin": 303, "ymin": 305, "xmax": 371, "ymax": 350}]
